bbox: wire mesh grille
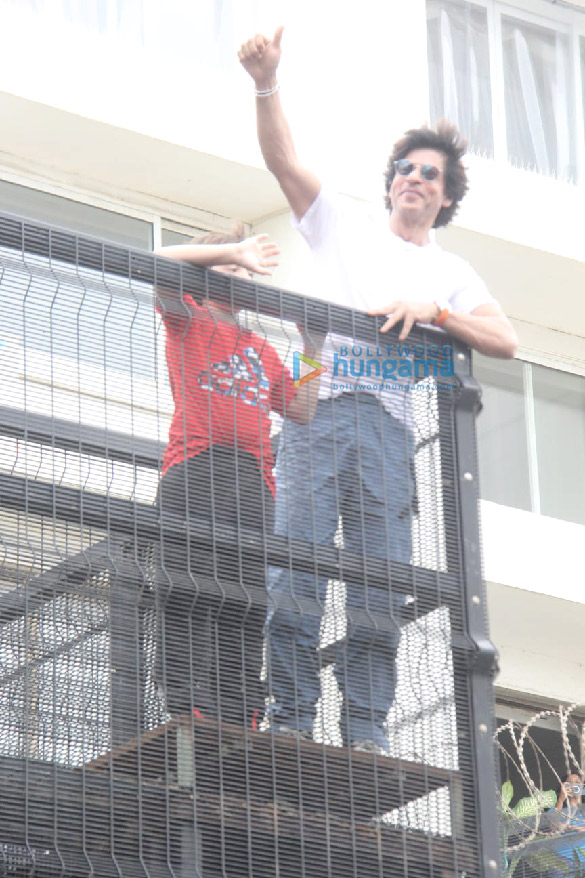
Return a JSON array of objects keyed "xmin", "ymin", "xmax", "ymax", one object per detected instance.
[{"xmin": 0, "ymin": 213, "xmax": 499, "ymax": 878}]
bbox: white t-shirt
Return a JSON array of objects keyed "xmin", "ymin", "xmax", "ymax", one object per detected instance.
[{"xmin": 293, "ymin": 188, "xmax": 496, "ymax": 424}]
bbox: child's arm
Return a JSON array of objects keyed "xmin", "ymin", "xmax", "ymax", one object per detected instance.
[
  {"xmin": 286, "ymin": 328, "xmax": 325, "ymax": 424},
  {"xmin": 154, "ymin": 234, "xmax": 279, "ymax": 276}
]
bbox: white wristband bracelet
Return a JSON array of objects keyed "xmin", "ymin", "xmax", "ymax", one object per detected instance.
[{"xmin": 255, "ymin": 83, "xmax": 280, "ymax": 97}]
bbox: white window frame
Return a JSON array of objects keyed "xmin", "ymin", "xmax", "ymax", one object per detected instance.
[
  {"xmin": 476, "ymin": 351, "xmax": 585, "ymax": 523},
  {"xmin": 0, "ymin": 164, "xmax": 235, "ymax": 249},
  {"xmin": 159, "ymin": 216, "xmax": 240, "ymax": 249},
  {"xmin": 429, "ymin": 0, "xmax": 585, "ymax": 181},
  {"xmin": 0, "ymin": 166, "xmax": 159, "ymax": 234}
]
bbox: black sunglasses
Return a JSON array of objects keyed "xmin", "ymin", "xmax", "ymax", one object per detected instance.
[{"xmin": 393, "ymin": 158, "xmax": 442, "ymax": 182}]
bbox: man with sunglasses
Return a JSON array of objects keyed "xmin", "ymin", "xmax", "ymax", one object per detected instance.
[{"xmin": 239, "ymin": 27, "xmax": 517, "ymax": 755}]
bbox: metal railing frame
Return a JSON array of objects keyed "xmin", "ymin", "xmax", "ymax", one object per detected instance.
[{"xmin": 0, "ymin": 210, "xmax": 502, "ymax": 876}]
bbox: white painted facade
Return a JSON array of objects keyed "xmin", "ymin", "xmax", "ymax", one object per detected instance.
[{"xmin": 0, "ymin": 0, "xmax": 583, "ymax": 711}]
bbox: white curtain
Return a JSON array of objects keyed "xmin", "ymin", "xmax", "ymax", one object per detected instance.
[
  {"xmin": 440, "ymin": 10, "xmax": 460, "ymax": 125},
  {"xmin": 426, "ymin": 0, "xmax": 493, "ymax": 156},
  {"xmin": 502, "ymin": 15, "xmax": 575, "ymax": 180},
  {"xmin": 1, "ymin": 0, "xmax": 146, "ymax": 44},
  {"xmin": 427, "ymin": 1, "xmax": 578, "ymax": 179},
  {"xmin": 0, "ymin": 0, "xmax": 261, "ymax": 64}
]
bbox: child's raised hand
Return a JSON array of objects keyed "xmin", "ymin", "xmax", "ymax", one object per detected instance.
[{"xmin": 236, "ymin": 234, "xmax": 280, "ymax": 276}]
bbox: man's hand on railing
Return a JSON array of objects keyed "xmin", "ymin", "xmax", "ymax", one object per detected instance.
[
  {"xmin": 370, "ymin": 299, "xmax": 518, "ymax": 357},
  {"xmin": 369, "ymin": 300, "xmax": 441, "ymax": 340},
  {"xmin": 238, "ymin": 26, "xmax": 284, "ymax": 90}
]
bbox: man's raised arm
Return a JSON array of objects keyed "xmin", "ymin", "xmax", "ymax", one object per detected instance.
[{"xmin": 238, "ymin": 27, "xmax": 321, "ymax": 221}]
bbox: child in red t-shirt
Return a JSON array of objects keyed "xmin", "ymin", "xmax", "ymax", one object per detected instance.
[{"xmin": 154, "ymin": 225, "xmax": 322, "ymax": 728}]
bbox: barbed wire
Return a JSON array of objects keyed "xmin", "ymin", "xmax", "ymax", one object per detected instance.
[{"xmin": 495, "ymin": 704, "xmax": 584, "ymax": 854}]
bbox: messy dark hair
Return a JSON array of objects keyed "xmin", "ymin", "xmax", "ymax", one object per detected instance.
[
  {"xmin": 384, "ymin": 120, "xmax": 468, "ymax": 228},
  {"xmin": 190, "ymin": 220, "xmax": 247, "ymax": 246}
]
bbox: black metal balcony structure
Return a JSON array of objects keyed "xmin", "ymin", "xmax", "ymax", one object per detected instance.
[{"xmin": 0, "ymin": 212, "xmax": 501, "ymax": 877}]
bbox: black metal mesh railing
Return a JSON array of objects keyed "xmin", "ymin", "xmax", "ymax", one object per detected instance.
[{"xmin": 0, "ymin": 212, "xmax": 500, "ymax": 877}]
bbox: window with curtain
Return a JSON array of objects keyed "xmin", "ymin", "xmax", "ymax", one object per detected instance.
[
  {"xmin": 426, "ymin": 0, "xmax": 584, "ymax": 182},
  {"xmin": 501, "ymin": 15, "xmax": 576, "ymax": 180},
  {"xmin": 0, "ymin": 0, "xmax": 146, "ymax": 45},
  {"xmin": 427, "ymin": 0, "xmax": 493, "ymax": 156},
  {"xmin": 0, "ymin": 0, "xmax": 262, "ymax": 69}
]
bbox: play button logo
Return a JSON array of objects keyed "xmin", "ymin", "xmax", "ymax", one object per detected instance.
[{"xmin": 293, "ymin": 351, "xmax": 328, "ymax": 388}]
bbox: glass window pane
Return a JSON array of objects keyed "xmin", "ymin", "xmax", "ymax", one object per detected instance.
[
  {"xmin": 502, "ymin": 15, "xmax": 575, "ymax": 180},
  {"xmin": 474, "ymin": 354, "xmax": 531, "ymax": 511},
  {"xmin": 533, "ymin": 365, "xmax": 585, "ymax": 525},
  {"xmin": 161, "ymin": 228, "xmax": 204, "ymax": 246},
  {"xmin": 0, "ymin": 180, "xmax": 153, "ymax": 250},
  {"xmin": 0, "ymin": 184, "xmax": 156, "ymax": 378},
  {"xmin": 0, "ymin": 257, "xmax": 157, "ymax": 380},
  {"xmin": 581, "ymin": 37, "xmax": 585, "ymax": 144},
  {"xmin": 426, "ymin": 0, "xmax": 493, "ymax": 156}
]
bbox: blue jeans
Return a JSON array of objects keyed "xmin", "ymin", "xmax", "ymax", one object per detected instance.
[{"xmin": 266, "ymin": 394, "xmax": 415, "ymax": 750}]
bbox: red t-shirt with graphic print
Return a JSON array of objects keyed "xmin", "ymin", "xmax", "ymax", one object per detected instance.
[{"xmin": 160, "ymin": 297, "xmax": 296, "ymax": 496}]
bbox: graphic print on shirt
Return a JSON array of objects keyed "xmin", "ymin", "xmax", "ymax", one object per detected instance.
[{"xmin": 198, "ymin": 346, "xmax": 271, "ymax": 411}]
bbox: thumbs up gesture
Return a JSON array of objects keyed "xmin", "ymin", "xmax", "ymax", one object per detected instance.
[{"xmin": 238, "ymin": 26, "xmax": 284, "ymax": 89}]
